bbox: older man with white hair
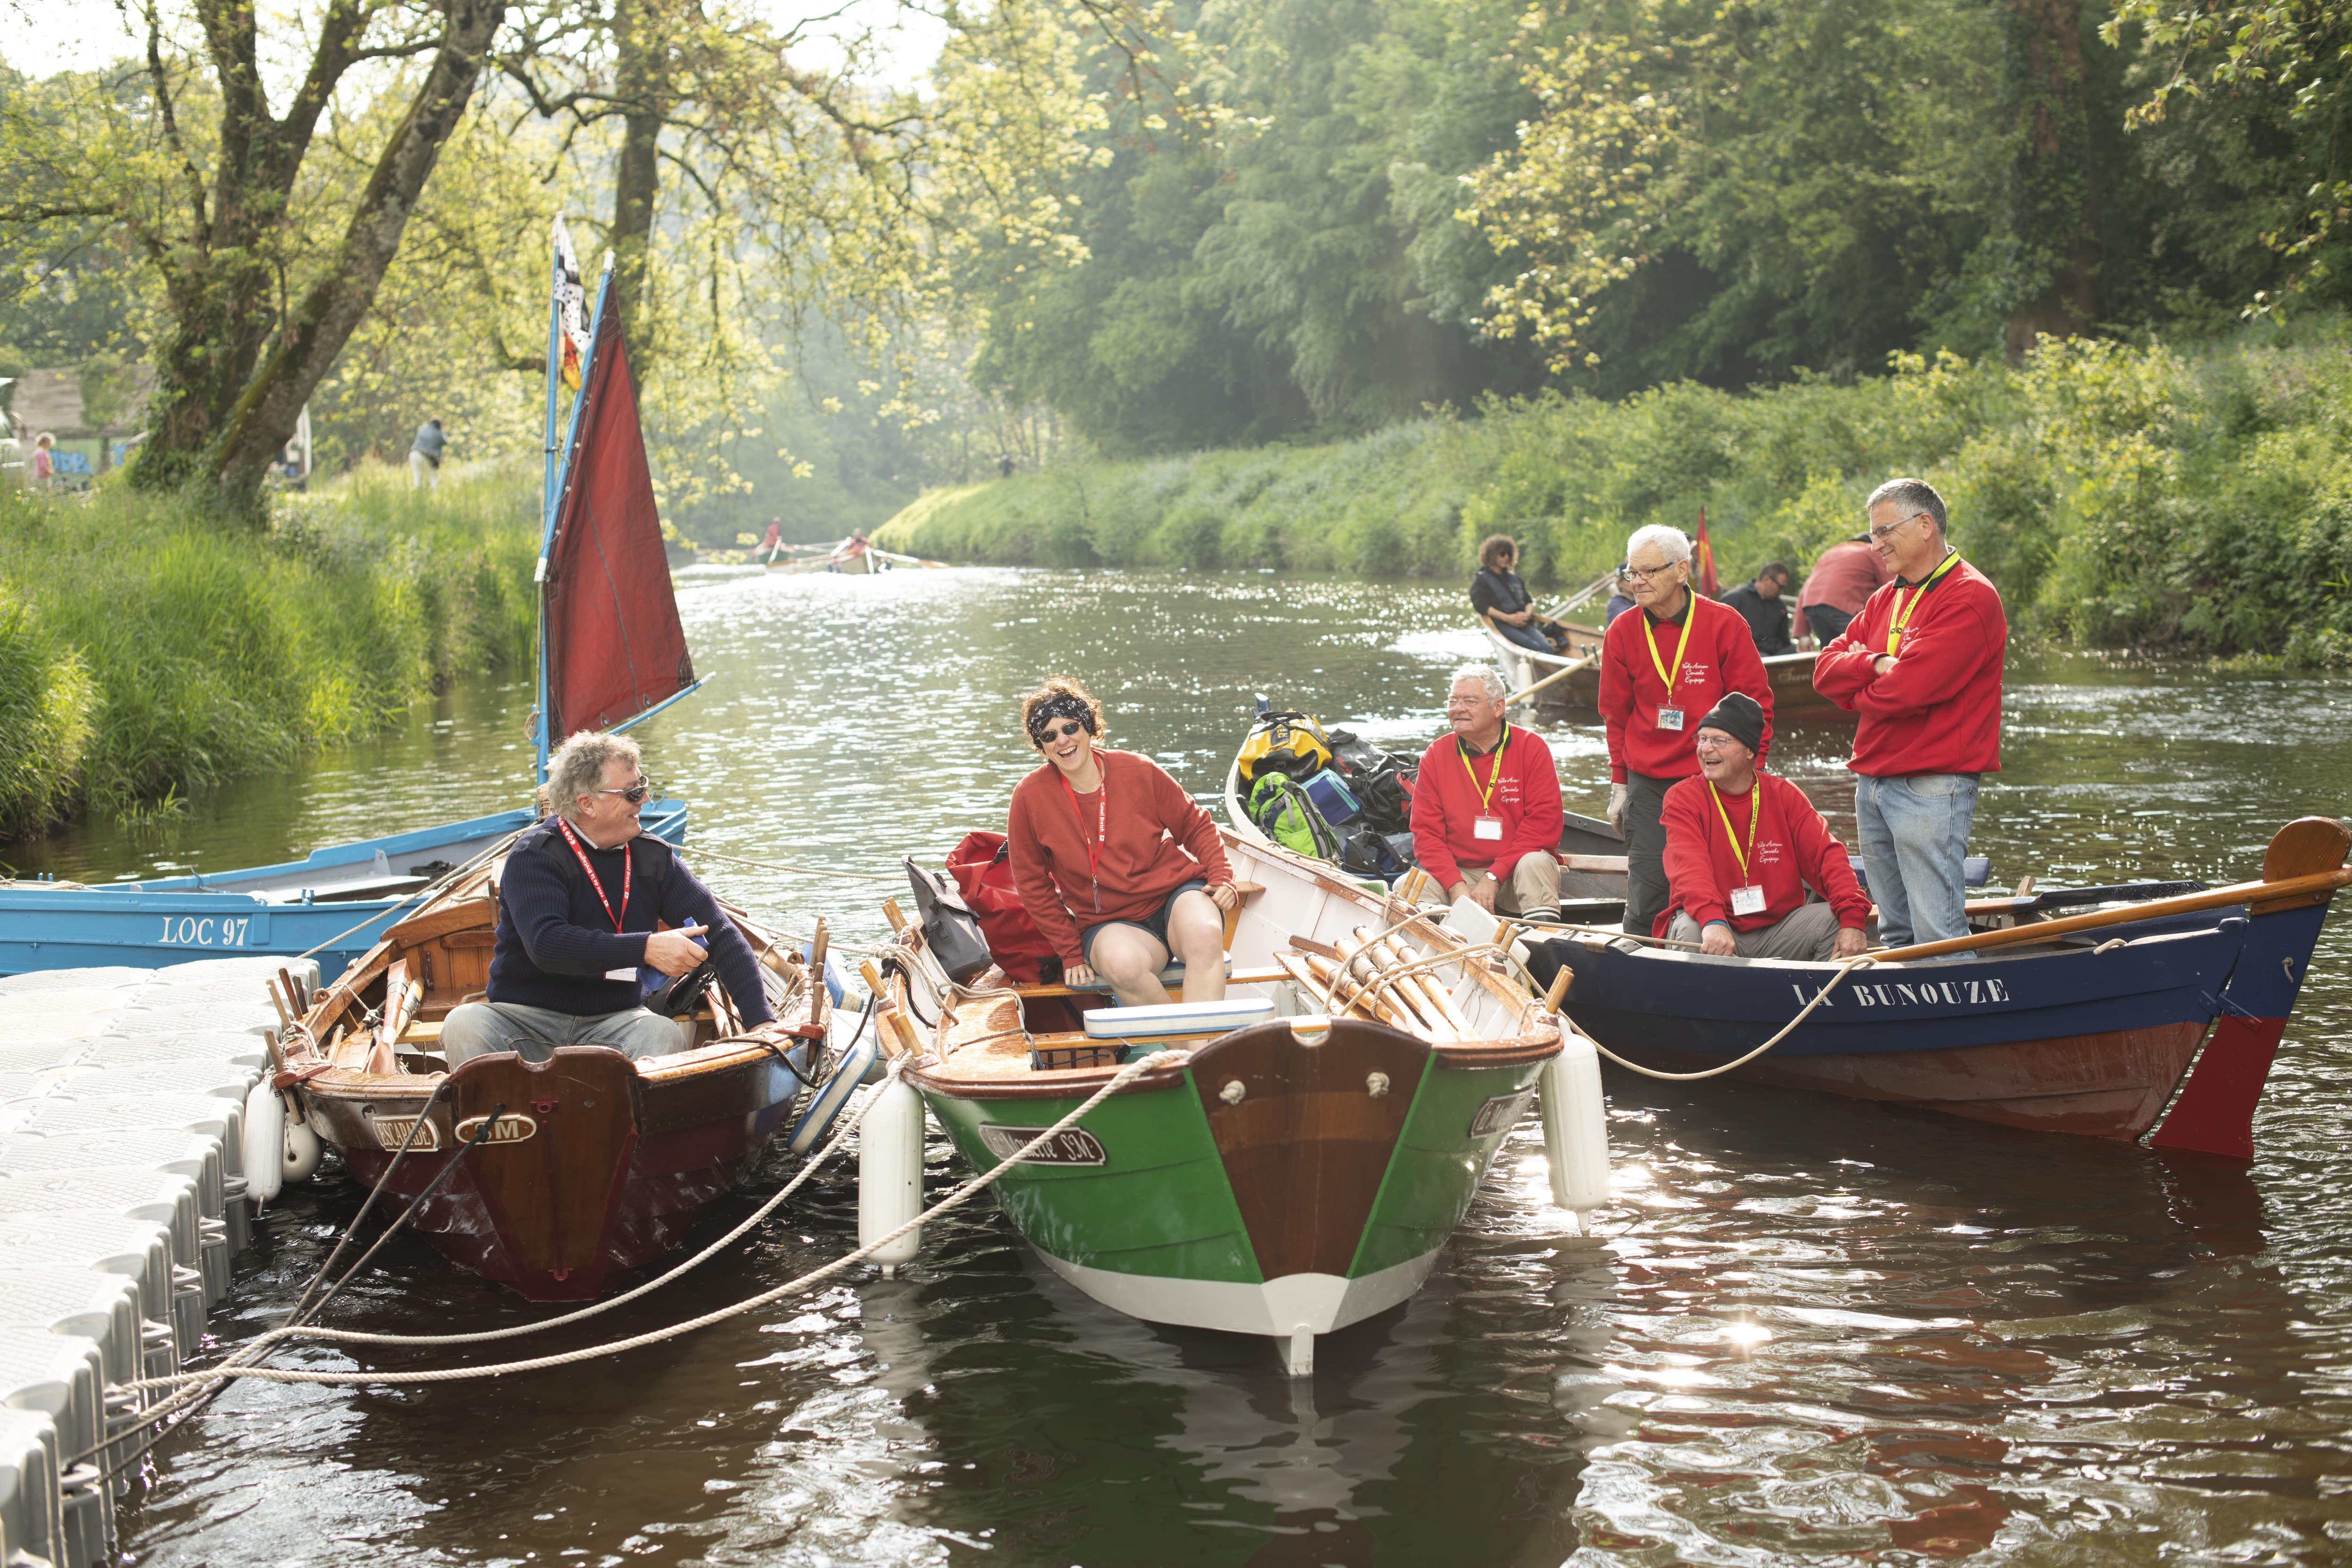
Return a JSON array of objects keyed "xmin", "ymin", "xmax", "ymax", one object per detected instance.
[
  {"xmin": 439, "ymin": 730, "xmax": 775, "ymax": 1066},
  {"xmin": 1413, "ymin": 663, "xmax": 1565, "ymax": 923},
  {"xmin": 1598, "ymin": 522, "xmax": 1774, "ymax": 938}
]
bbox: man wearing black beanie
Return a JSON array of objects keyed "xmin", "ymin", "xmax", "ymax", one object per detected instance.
[{"xmin": 1654, "ymin": 692, "xmax": 1873, "ymax": 960}]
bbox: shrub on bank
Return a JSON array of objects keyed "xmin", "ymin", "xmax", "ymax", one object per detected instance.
[
  {"xmin": 875, "ymin": 319, "xmax": 2352, "ymax": 663},
  {"xmin": 0, "ymin": 462, "xmax": 540, "ymax": 836}
]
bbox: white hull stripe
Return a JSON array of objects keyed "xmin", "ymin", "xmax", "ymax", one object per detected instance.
[{"xmin": 1030, "ymin": 1247, "xmax": 1444, "ymax": 1337}]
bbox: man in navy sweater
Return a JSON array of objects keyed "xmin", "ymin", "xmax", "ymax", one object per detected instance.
[{"xmin": 441, "ymin": 731, "xmax": 774, "ymax": 1066}]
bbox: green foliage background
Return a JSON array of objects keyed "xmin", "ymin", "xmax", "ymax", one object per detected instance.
[
  {"xmin": 0, "ymin": 465, "xmax": 538, "ymax": 838},
  {"xmin": 882, "ymin": 320, "xmax": 2352, "ymax": 667}
]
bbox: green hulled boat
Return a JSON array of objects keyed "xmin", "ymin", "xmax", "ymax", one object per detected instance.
[{"xmin": 879, "ymin": 828, "xmax": 1609, "ymax": 1373}]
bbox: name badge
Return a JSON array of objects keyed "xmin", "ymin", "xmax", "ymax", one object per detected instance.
[
  {"xmin": 1473, "ymin": 814, "xmax": 1504, "ymax": 842},
  {"xmin": 1729, "ymin": 885, "xmax": 1766, "ymax": 916},
  {"xmin": 605, "ymin": 966, "xmax": 639, "ymax": 982},
  {"xmin": 1656, "ymin": 706, "xmax": 1685, "ymax": 731}
]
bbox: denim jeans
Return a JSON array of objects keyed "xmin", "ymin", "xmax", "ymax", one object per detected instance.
[
  {"xmin": 1492, "ymin": 618, "xmax": 1557, "ymax": 654},
  {"xmin": 440, "ymin": 1000, "xmax": 683, "ymax": 1067},
  {"xmin": 1854, "ymin": 772, "xmax": 1980, "ymax": 949}
]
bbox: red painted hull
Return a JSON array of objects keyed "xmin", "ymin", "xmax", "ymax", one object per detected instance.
[{"xmin": 317, "ymin": 1045, "xmax": 800, "ymax": 1301}]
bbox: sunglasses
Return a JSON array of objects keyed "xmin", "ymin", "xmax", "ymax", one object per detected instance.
[
  {"xmin": 1036, "ymin": 720, "xmax": 1089, "ymax": 743},
  {"xmin": 590, "ymin": 776, "xmax": 659, "ymax": 804}
]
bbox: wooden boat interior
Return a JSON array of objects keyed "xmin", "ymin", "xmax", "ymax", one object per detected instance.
[
  {"xmin": 882, "ymin": 831, "xmax": 1559, "ymax": 1096},
  {"xmin": 286, "ymin": 862, "xmax": 821, "ymax": 1093}
]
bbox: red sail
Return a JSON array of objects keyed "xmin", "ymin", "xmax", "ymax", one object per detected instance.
[{"xmin": 544, "ymin": 304, "xmax": 693, "ymax": 740}]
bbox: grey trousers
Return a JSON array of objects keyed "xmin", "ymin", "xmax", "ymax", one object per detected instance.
[
  {"xmin": 1455, "ymin": 854, "xmax": 1562, "ymax": 918},
  {"xmin": 1667, "ymin": 902, "xmax": 1844, "ymax": 961},
  {"xmin": 1622, "ymin": 771, "xmax": 1678, "ymax": 939},
  {"xmin": 440, "ymin": 1000, "xmax": 682, "ymax": 1067}
]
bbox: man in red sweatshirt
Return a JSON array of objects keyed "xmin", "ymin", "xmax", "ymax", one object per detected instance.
[
  {"xmin": 1413, "ymin": 664, "xmax": 1565, "ymax": 923},
  {"xmin": 1599, "ymin": 523, "xmax": 1774, "ymax": 938},
  {"xmin": 1660, "ymin": 692, "xmax": 1871, "ymax": 959},
  {"xmin": 1813, "ymin": 478, "xmax": 2007, "ymax": 948}
]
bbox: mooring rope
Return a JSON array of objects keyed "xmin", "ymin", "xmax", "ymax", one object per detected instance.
[{"xmin": 111, "ymin": 1049, "xmax": 1176, "ymax": 1393}]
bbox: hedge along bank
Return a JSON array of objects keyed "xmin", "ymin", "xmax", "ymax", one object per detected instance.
[
  {"xmin": 874, "ymin": 322, "xmax": 2352, "ymax": 667},
  {"xmin": 0, "ymin": 460, "xmax": 540, "ymax": 840}
]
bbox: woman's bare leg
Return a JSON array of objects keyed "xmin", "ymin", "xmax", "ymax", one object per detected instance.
[
  {"xmin": 1086, "ymin": 923, "xmax": 1173, "ymax": 1007},
  {"xmin": 1167, "ymin": 891, "xmax": 1229, "ymax": 1003}
]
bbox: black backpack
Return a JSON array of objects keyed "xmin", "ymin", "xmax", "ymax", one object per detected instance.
[
  {"xmin": 1325, "ymin": 728, "xmax": 1418, "ymax": 835},
  {"xmin": 904, "ymin": 858, "xmax": 993, "ymax": 983}
]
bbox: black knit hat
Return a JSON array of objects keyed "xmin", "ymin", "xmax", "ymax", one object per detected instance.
[{"xmin": 1696, "ymin": 691, "xmax": 1765, "ymax": 756}]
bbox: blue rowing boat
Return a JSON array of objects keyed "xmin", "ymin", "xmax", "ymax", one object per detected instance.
[
  {"xmin": 0, "ymin": 219, "xmax": 704, "ymax": 980},
  {"xmin": 1526, "ymin": 817, "xmax": 2351, "ymax": 1159}
]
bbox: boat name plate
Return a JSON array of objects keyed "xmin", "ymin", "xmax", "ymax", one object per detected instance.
[
  {"xmin": 454, "ymin": 1113, "xmax": 540, "ymax": 1146},
  {"xmin": 977, "ymin": 1125, "xmax": 1107, "ymax": 1167},
  {"xmin": 368, "ymin": 1112, "xmax": 442, "ymax": 1151},
  {"xmin": 1470, "ymin": 1090, "xmax": 1537, "ymax": 1140}
]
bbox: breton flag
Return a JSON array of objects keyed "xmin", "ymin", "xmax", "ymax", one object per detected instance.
[
  {"xmin": 552, "ymin": 215, "xmax": 590, "ymax": 391},
  {"xmin": 1694, "ymin": 507, "xmax": 1720, "ymax": 597}
]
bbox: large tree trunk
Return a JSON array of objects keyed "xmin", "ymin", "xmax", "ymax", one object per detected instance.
[
  {"xmin": 130, "ymin": 0, "xmax": 508, "ymax": 510},
  {"xmin": 608, "ymin": 0, "xmax": 671, "ymax": 400},
  {"xmin": 2001, "ymin": 0, "xmax": 2101, "ymax": 362}
]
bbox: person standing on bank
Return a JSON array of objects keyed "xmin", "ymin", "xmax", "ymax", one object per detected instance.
[
  {"xmin": 1007, "ymin": 678, "xmax": 1240, "ymax": 1009},
  {"xmin": 1814, "ymin": 477, "xmax": 2007, "ymax": 948},
  {"xmin": 1660, "ymin": 692, "xmax": 1870, "ymax": 959},
  {"xmin": 440, "ymin": 731, "xmax": 774, "ymax": 1066},
  {"xmin": 1470, "ymin": 535, "xmax": 1571, "ymax": 655},
  {"xmin": 1413, "ymin": 664, "xmax": 1565, "ymax": 924},
  {"xmin": 1720, "ymin": 561, "xmax": 1796, "ymax": 656},
  {"xmin": 1795, "ymin": 533, "xmax": 1890, "ymax": 645},
  {"xmin": 409, "ymin": 417, "xmax": 446, "ymax": 490},
  {"xmin": 1600, "ymin": 524, "xmax": 1774, "ymax": 938}
]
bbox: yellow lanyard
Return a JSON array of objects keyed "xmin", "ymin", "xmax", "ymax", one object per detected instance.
[
  {"xmin": 1645, "ymin": 601, "xmax": 1697, "ymax": 700},
  {"xmin": 1707, "ymin": 779, "xmax": 1760, "ymax": 884},
  {"xmin": 1886, "ymin": 550, "xmax": 1961, "ymax": 656},
  {"xmin": 1457, "ymin": 723, "xmax": 1510, "ymax": 813}
]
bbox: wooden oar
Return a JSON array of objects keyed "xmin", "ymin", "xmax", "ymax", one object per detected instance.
[
  {"xmin": 1507, "ymin": 653, "xmax": 1597, "ymax": 708},
  {"xmin": 1874, "ymin": 864, "xmax": 2352, "ymax": 964},
  {"xmin": 1379, "ymin": 934, "xmax": 1476, "ymax": 1035},
  {"xmin": 1338, "ymin": 931, "xmax": 1443, "ymax": 1035}
]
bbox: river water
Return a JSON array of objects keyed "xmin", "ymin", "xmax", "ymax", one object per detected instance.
[{"xmin": 38, "ymin": 566, "xmax": 2351, "ymax": 1566}]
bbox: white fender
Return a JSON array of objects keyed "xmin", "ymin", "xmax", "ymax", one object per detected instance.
[
  {"xmin": 281, "ymin": 1111, "xmax": 323, "ymax": 1182},
  {"xmin": 858, "ymin": 1076, "xmax": 925, "ymax": 1277},
  {"xmin": 1540, "ymin": 1023, "xmax": 1610, "ymax": 1218},
  {"xmin": 243, "ymin": 1081, "xmax": 285, "ymax": 1207},
  {"xmin": 788, "ymin": 1019, "xmax": 880, "ymax": 1155}
]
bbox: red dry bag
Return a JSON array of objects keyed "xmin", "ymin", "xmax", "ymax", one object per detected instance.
[{"xmin": 944, "ymin": 830, "xmax": 1058, "ymax": 984}]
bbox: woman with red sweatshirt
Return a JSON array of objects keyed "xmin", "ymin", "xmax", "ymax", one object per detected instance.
[
  {"xmin": 1006, "ymin": 677, "xmax": 1239, "ymax": 1007},
  {"xmin": 1598, "ymin": 523, "xmax": 1774, "ymax": 939}
]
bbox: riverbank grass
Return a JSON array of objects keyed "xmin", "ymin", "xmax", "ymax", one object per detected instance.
[
  {"xmin": 876, "ymin": 320, "xmax": 2352, "ymax": 663},
  {"xmin": 0, "ymin": 462, "xmax": 539, "ymax": 839}
]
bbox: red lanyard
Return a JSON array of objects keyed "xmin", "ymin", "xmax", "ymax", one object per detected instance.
[
  {"xmin": 556, "ymin": 817, "xmax": 631, "ymax": 931},
  {"xmin": 1058, "ymin": 757, "xmax": 1108, "ymax": 895}
]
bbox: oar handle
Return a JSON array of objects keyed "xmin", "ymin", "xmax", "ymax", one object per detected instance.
[{"xmin": 1506, "ymin": 653, "xmax": 1597, "ymax": 707}]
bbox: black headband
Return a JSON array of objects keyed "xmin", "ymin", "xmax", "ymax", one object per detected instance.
[{"xmin": 1027, "ymin": 694, "xmax": 1097, "ymax": 744}]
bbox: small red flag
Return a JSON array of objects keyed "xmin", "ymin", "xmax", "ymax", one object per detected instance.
[{"xmin": 1694, "ymin": 508, "xmax": 1720, "ymax": 598}]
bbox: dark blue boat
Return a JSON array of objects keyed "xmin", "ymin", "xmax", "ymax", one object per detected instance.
[{"xmin": 1527, "ymin": 817, "xmax": 2350, "ymax": 1159}]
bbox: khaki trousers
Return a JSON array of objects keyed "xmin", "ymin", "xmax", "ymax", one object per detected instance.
[
  {"xmin": 1456, "ymin": 853, "xmax": 1562, "ymax": 917},
  {"xmin": 1666, "ymin": 902, "xmax": 1843, "ymax": 961}
]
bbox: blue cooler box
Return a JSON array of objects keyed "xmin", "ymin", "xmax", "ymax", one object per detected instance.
[{"xmin": 1301, "ymin": 768, "xmax": 1361, "ymax": 825}]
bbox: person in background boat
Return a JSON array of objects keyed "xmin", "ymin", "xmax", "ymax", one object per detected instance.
[
  {"xmin": 1660, "ymin": 692, "xmax": 1870, "ymax": 959},
  {"xmin": 1470, "ymin": 535, "xmax": 1571, "ymax": 655},
  {"xmin": 1720, "ymin": 561, "xmax": 1797, "ymax": 656},
  {"xmin": 409, "ymin": 417, "xmax": 445, "ymax": 491},
  {"xmin": 1600, "ymin": 523, "xmax": 1774, "ymax": 938},
  {"xmin": 1814, "ymin": 477, "xmax": 2008, "ymax": 949},
  {"xmin": 1602, "ymin": 564, "xmax": 1637, "ymax": 626},
  {"xmin": 1007, "ymin": 677, "xmax": 1240, "ymax": 1008},
  {"xmin": 758, "ymin": 521, "xmax": 781, "ymax": 563},
  {"xmin": 439, "ymin": 731, "xmax": 774, "ymax": 1066},
  {"xmin": 1795, "ymin": 533, "xmax": 1890, "ymax": 646},
  {"xmin": 1414, "ymin": 664, "xmax": 1565, "ymax": 924}
]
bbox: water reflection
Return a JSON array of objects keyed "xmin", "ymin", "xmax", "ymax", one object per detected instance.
[{"xmin": 75, "ymin": 567, "xmax": 2352, "ymax": 1565}]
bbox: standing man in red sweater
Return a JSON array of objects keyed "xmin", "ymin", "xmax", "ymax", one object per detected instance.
[
  {"xmin": 1007, "ymin": 677, "xmax": 1240, "ymax": 1007},
  {"xmin": 1813, "ymin": 478, "xmax": 2007, "ymax": 949},
  {"xmin": 1413, "ymin": 664, "xmax": 1565, "ymax": 923},
  {"xmin": 1660, "ymin": 693, "xmax": 1871, "ymax": 959},
  {"xmin": 1600, "ymin": 523, "xmax": 1774, "ymax": 939},
  {"xmin": 1795, "ymin": 533, "xmax": 1891, "ymax": 645}
]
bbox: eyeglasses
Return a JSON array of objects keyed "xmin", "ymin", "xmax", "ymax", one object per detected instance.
[
  {"xmin": 1867, "ymin": 514, "xmax": 1928, "ymax": 542},
  {"xmin": 1445, "ymin": 697, "xmax": 1494, "ymax": 710},
  {"xmin": 590, "ymin": 777, "xmax": 659, "ymax": 804},
  {"xmin": 1038, "ymin": 720, "xmax": 1088, "ymax": 742},
  {"xmin": 1625, "ymin": 561, "xmax": 1683, "ymax": 582}
]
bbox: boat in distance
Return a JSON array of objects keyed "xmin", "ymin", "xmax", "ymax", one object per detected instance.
[{"xmin": 1527, "ymin": 816, "xmax": 2351, "ymax": 1160}]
